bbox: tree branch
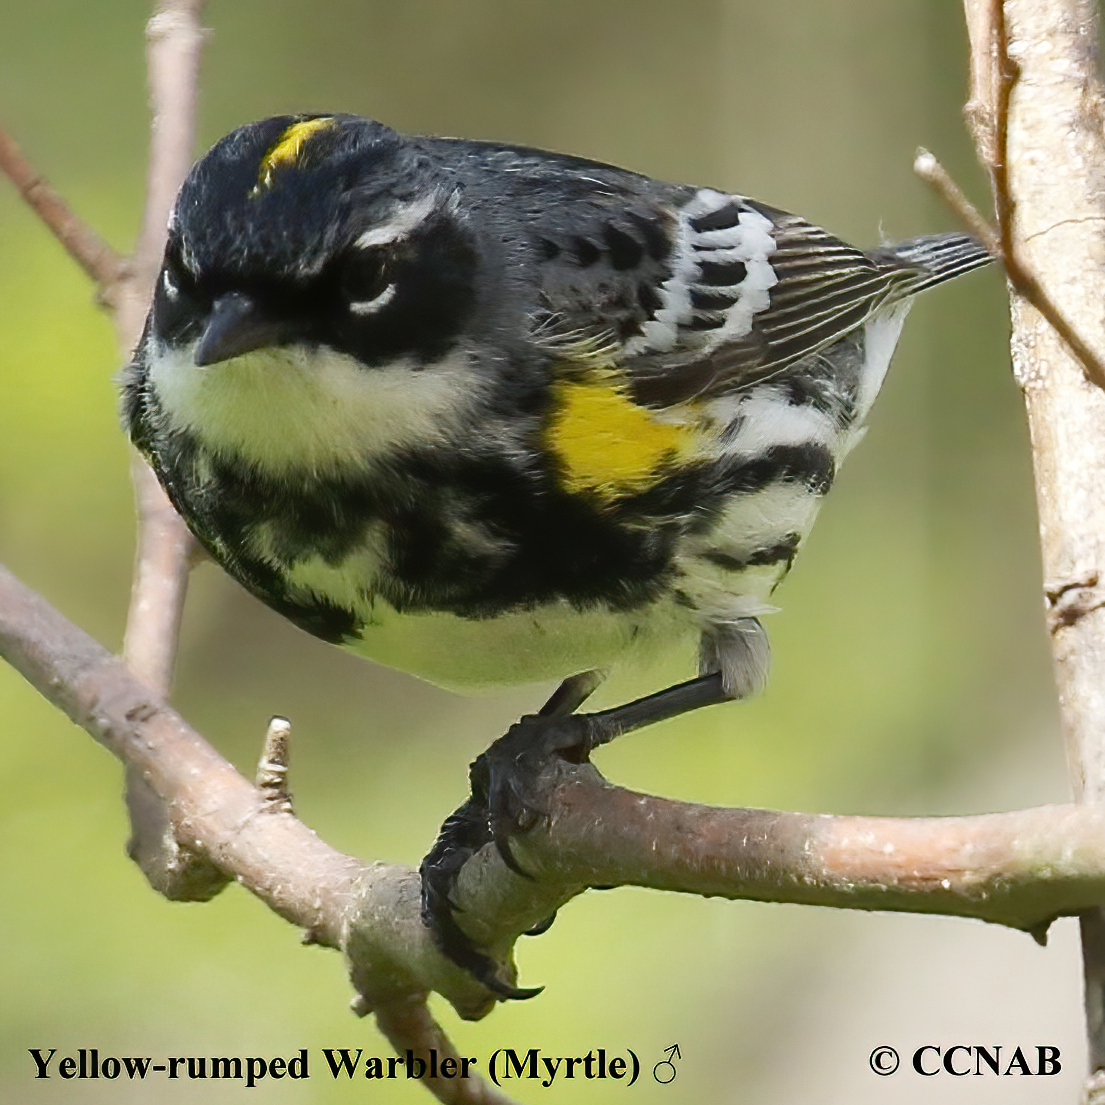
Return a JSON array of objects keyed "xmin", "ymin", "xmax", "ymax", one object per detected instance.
[
  {"xmin": 0, "ymin": 129, "xmax": 126, "ymax": 293},
  {"xmin": 0, "ymin": 2, "xmax": 205, "ymax": 724},
  {"xmin": 0, "ymin": 558, "xmax": 516, "ymax": 1100},
  {"xmin": 114, "ymin": 0, "xmax": 207, "ymax": 351},
  {"xmin": 113, "ymin": 0, "xmax": 212, "ymax": 900},
  {"xmin": 121, "ymin": 0, "xmax": 205, "ymax": 693},
  {"xmin": 452, "ymin": 769, "xmax": 1105, "ymax": 954},
  {"xmin": 962, "ymin": 0, "xmax": 1105, "ymax": 1083},
  {"xmin": 4, "ymin": 554, "xmax": 1105, "ymax": 1006}
]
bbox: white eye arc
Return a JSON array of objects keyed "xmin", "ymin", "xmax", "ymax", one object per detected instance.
[
  {"xmin": 348, "ymin": 282, "xmax": 397, "ymax": 316},
  {"xmin": 354, "ymin": 195, "xmax": 437, "ymax": 249},
  {"xmin": 162, "ymin": 269, "xmax": 180, "ymax": 301}
]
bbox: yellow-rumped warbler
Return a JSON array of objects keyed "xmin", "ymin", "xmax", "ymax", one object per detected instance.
[{"xmin": 122, "ymin": 114, "xmax": 990, "ymax": 992}]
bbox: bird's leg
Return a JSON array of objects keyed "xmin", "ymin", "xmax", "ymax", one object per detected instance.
[{"xmin": 419, "ymin": 671, "xmax": 732, "ymax": 999}]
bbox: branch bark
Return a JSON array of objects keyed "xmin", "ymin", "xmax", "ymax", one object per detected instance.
[
  {"xmin": 120, "ymin": 0, "xmax": 205, "ymax": 701},
  {"xmin": 0, "ymin": 130, "xmax": 125, "ymax": 292},
  {"xmin": 0, "ymin": 559, "xmax": 513, "ymax": 1102},
  {"xmin": 962, "ymin": 0, "xmax": 1105, "ymax": 1088},
  {"xmin": 114, "ymin": 0, "xmax": 207, "ymax": 353},
  {"xmin": 115, "ymin": 0, "xmax": 216, "ymax": 903},
  {"xmin": 0, "ymin": 4, "xmax": 209, "ymax": 898}
]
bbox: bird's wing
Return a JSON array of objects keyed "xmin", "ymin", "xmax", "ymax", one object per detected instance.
[
  {"xmin": 491, "ymin": 151, "xmax": 986, "ymax": 408},
  {"xmin": 610, "ymin": 194, "xmax": 926, "ymax": 407},
  {"xmin": 514, "ymin": 176, "xmax": 926, "ymax": 401}
]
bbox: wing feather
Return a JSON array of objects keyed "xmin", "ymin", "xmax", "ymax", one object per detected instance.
[
  {"xmin": 621, "ymin": 195, "xmax": 985, "ymax": 407},
  {"xmin": 510, "ymin": 167, "xmax": 988, "ymax": 410}
]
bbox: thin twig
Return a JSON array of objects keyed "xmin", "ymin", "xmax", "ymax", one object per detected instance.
[
  {"xmin": 257, "ymin": 716, "xmax": 294, "ymax": 814},
  {"xmin": 962, "ymin": 0, "xmax": 1105, "ymax": 386},
  {"xmin": 2, "ymin": 4, "xmax": 207, "ymax": 696},
  {"xmin": 915, "ymin": 145, "xmax": 1105, "ymax": 393},
  {"xmin": 963, "ymin": 0, "xmax": 997, "ymax": 165},
  {"xmin": 990, "ymin": 0, "xmax": 1016, "ymax": 262},
  {"xmin": 374, "ymin": 1001, "xmax": 519, "ymax": 1105},
  {"xmin": 914, "ymin": 148, "xmax": 1000, "ymax": 255},
  {"xmin": 122, "ymin": 460, "xmax": 197, "ymax": 698},
  {"xmin": 1, "ymin": 4, "xmax": 206, "ymax": 876},
  {"xmin": 0, "ymin": 128, "xmax": 126, "ymax": 291}
]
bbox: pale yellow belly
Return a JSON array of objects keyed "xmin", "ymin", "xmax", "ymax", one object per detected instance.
[{"xmin": 341, "ymin": 595, "xmax": 703, "ymax": 693}]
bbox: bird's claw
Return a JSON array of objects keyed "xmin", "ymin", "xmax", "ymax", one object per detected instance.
[{"xmin": 420, "ymin": 677, "xmax": 601, "ymax": 999}]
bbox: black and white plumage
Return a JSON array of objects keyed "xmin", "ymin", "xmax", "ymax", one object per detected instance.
[{"xmin": 123, "ymin": 114, "xmax": 991, "ymax": 702}]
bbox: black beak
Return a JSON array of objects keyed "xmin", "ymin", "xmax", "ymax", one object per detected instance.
[{"xmin": 193, "ymin": 293, "xmax": 293, "ymax": 366}]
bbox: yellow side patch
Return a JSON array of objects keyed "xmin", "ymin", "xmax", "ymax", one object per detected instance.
[
  {"xmin": 253, "ymin": 117, "xmax": 335, "ymax": 193},
  {"xmin": 546, "ymin": 381, "xmax": 699, "ymax": 500}
]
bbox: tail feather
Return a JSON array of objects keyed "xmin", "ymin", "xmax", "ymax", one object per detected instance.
[{"xmin": 878, "ymin": 232, "xmax": 993, "ymax": 294}]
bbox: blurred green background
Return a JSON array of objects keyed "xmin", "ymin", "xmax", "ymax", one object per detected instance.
[{"xmin": 0, "ymin": 2, "xmax": 1084, "ymax": 1102}]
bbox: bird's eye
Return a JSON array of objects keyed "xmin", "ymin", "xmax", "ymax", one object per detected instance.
[{"xmin": 341, "ymin": 249, "xmax": 394, "ymax": 313}]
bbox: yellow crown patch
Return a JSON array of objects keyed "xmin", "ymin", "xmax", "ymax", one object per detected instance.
[{"xmin": 253, "ymin": 117, "xmax": 335, "ymax": 194}]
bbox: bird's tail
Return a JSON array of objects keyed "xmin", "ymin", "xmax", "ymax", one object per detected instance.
[{"xmin": 878, "ymin": 232, "xmax": 994, "ymax": 294}]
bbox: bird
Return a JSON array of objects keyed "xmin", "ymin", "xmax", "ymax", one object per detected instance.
[{"xmin": 122, "ymin": 113, "xmax": 991, "ymax": 992}]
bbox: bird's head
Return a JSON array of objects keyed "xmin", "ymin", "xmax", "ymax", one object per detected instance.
[{"xmin": 151, "ymin": 114, "xmax": 479, "ymax": 369}]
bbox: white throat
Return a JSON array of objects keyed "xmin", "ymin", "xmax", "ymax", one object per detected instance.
[{"xmin": 147, "ymin": 341, "xmax": 480, "ymax": 472}]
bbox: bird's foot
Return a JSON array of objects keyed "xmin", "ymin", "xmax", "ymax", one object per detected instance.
[
  {"xmin": 420, "ymin": 671, "xmax": 731, "ymax": 999},
  {"xmin": 420, "ymin": 671, "xmax": 602, "ymax": 999}
]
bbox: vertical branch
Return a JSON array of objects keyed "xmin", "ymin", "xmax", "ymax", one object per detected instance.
[
  {"xmin": 996, "ymin": 0, "xmax": 1105, "ymax": 801},
  {"xmin": 119, "ymin": 0, "xmax": 223, "ymax": 899},
  {"xmin": 0, "ymin": 4, "xmax": 210, "ymax": 887},
  {"xmin": 120, "ymin": 0, "xmax": 207, "ymax": 698},
  {"xmin": 123, "ymin": 461, "xmax": 197, "ymax": 700},
  {"xmin": 114, "ymin": 0, "xmax": 207, "ymax": 354},
  {"xmin": 963, "ymin": 0, "xmax": 1105, "ymax": 1086}
]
